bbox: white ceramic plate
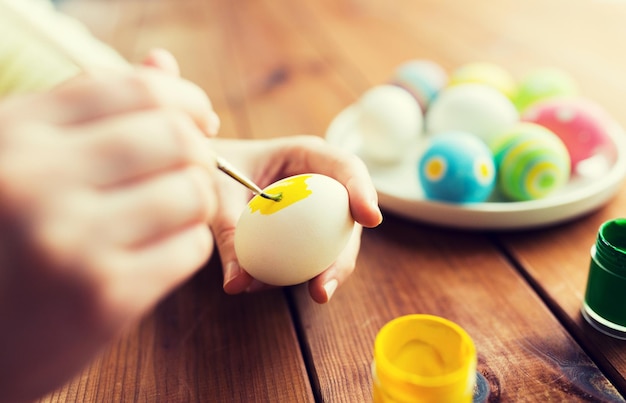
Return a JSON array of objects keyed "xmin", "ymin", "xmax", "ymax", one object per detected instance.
[{"xmin": 326, "ymin": 105, "xmax": 626, "ymax": 230}]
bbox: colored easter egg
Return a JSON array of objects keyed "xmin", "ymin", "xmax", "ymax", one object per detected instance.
[
  {"xmin": 390, "ymin": 59, "xmax": 448, "ymax": 112},
  {"xmin": 490, "ymin": 122, "xmax": 571, "ymax": 201},
  {"xmin": 418, "ymin": 131, "xmax": 496, "ymax": 203},
  {"xmin": 522, "ymin": 97, "xmax": 615, "ymax": 174},
  {"xmin": 514, "ymin": 68, "xmax": 578, "ymax": 112},
  {"xmin": 448, "ymin": 62, "xmax": 517, "ymax": 100},
  {"xmin": 425, "ymin": 83, "xmax": 519, "ymax": 143},
  {"xmin": 356, "ymin": 84, "xmax": 423, "ymax": 163}
]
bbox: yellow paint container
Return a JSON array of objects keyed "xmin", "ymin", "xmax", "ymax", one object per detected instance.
[{"xmin": 372, "ymin": 314, "xmax": 476, "ymax": 402}]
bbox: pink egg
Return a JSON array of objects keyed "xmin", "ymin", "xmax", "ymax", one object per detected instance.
[{"xmin": 521, "ymin": 97, "xmax": 615, "ymax": 173}]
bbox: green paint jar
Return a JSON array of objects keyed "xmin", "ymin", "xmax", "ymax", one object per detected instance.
[{"xmin": 582, "ymin": 218, "xmax": 626, "ymax": 339}]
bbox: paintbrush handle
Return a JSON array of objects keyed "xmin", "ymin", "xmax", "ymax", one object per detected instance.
[
  {"xmin": 215, "ymin": 156, "xmax": 282, "ymax": 201},
  {"xmin": 215, "ymin": 156, "xmax": 264, "ymax": 195}
]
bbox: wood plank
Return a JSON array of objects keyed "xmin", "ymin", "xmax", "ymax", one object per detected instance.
[
  {"xmin": 292, "ymin": 217, "xmax": 622, "ymax": 401},
  {"xmin": 498, "ymin": 183, "xmax": 626, "ymax": 392},
  {"xmin": 197, "ymin": 0, "xmax": 362, "ymax": 139},
  {"xmin": 40, "ymin": 257, "xmax": 314, "ymax": 402}
]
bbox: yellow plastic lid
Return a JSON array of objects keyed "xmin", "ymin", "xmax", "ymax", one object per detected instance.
[{"xmin": 373, "ymin": 314, "xmax": 477, "ymax": 402}]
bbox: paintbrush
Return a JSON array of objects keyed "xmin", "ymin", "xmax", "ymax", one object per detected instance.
[{"xmin": 215, "ymin": 156, "xmax": 282, "ymax": 201}]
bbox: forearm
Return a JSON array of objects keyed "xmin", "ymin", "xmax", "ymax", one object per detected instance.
[{"xmin": 0, "ymin": 0, "xmax": 129, "ymax": 96}]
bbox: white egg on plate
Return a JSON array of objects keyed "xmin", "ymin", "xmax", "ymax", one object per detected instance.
[
  {"xmin": 356, "ymin": 84, "xmax": 423, "ymax": 164},
  {"xmin": 425, "ymin": 83, "xmax": 518, "ymax": 143},
  {"xmin": 234, "ymin": 173, "xmax": 355, "ymax": 286}
]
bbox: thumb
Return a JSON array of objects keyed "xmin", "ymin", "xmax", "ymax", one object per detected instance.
[{"xmin": 140, "ymin": 48, "xmax": 220, "ymax": 138}]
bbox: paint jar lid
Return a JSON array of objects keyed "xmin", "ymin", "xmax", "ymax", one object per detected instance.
[
  {"xmin": 372, "ymin": 314, "xmax": 477, "ymax": 402},
  {"xmin": 583, "ymin": 218, "xmax": 626, "ymax": 338},
  {"xmin": 593, "ymin": 218, "xmax": 626, "ymax": 275}
]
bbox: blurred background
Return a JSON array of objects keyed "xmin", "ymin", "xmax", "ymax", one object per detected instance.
[{"xmin": 58, "ymin": 0, "xmax": 626, "ymax": 142}]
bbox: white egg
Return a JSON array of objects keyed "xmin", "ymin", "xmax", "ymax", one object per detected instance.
[
  {"xmin": 356, "ymin": 85, "xmax": 423, "ymax": 164},
  {"xmin": 234, "ymin": 174, "xmax": 355, "ymax": 286},
  {"xmin": 425, "ymin": 83, "xmax": 519, "ymax": 143}
]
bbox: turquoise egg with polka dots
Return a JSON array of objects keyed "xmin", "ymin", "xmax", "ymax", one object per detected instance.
[{"xmin": 418, "ymin": 131, "xmax": 496, "ymax": 203}]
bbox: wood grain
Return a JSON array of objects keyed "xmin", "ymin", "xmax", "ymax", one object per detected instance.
[
  {"xmin": 41, "ymin": 256, "xmax": 314, "ymax": 403},
  {"xmin": 46, "ymin": 0, "xmax": 626, "ymax": 401},
  {"xmin": 292, "ymin": 217, "xmax": 623, "ymax": 402}
]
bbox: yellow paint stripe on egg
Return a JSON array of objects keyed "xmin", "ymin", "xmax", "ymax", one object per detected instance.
[
  {"xmin": 248, "ymin": 174, "xmax": 313, "ymax": 215},
  {"xmin": 526, "ymin": 161, "xmax": 558, "ymax": 199},
  {"xmin": 500, "ymin": 137, "xmax": 544, "ymax": 173}
]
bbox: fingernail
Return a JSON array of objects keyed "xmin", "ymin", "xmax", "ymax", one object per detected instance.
[
  {"xmin": 323, "ymin": 279, "xmax": 339, "ymax": 301},
  {"xmin": 207, "ymin": 111, "xmax": 221, "ymax": 136},
  {"xmin": 223, "ymin": 261, "xmax": 241, "ymax": 288},
  {"xmin": 371, "ymin": 199, "xmax": 383, "ymax": 224}
]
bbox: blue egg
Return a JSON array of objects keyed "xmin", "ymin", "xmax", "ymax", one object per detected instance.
[
  {"xmin": 418, "ymin": 132, "xmax": 496, "ymax": 203},
  {"xmin": 391, "ymin": 60, "xmax": 448, "ymax": 112}
]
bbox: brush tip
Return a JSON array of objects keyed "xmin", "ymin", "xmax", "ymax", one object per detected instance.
[{"xmin": 261, "ymin": 192, "xmax": 283, "ymax": 202}]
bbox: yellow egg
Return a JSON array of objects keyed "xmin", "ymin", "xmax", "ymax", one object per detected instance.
[
  {"xmin": 234, "ymin": 173, "xmax": 355, "ymax": 286},
  {"xmin": 449, "ymin": 62, "xmax": 517, "ymax": 100}
]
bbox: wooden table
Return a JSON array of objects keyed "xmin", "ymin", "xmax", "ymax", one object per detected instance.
[{"xmin": 42, "ymin": 0, "xmax": 626, "ymax": 401}]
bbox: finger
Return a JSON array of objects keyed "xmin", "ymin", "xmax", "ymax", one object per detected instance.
[
  {"xmin": 212, "ymin": 174, "xmax": 281, "ymax": 295},
  {"xmin": 269, "ymin": 136, "xmax": 383, "ymax": 228},
  {"xmin": 141, "ymin": 48, "xmax": 180, "ymax": 76},
  {"xmin": 97, "ymin": 166, "xmax": 216, "ymax": 247},
  {"xmin": 308, "ymin": 224, "xmax": 363, "ymax": 304},
  {"xmin": 42, "ymin": 70, "xmax": 220, "ymax": 136},
  {"xmin": 0, "ymin": 124, "xmax": 94, "ymax": 220},
  {"xmin": 71, "ymin": 110, "xmax": 215, "ymax": 186},
  {"xmin": 211, "ymin": 173, "xmax": 256, "ymax": 294},
  {"xmin": 101, "ymin": 223, "xmax": 214, "ymax": 319}
]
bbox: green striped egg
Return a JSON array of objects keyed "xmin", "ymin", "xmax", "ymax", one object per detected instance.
[{"xmin": 491, "ymin": 122, "xmax": 570, "ymax": 201}]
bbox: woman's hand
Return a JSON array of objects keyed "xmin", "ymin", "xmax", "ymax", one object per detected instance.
[
  {"xmin": 211, "ymin": 136, "xmax": 383, "ymax": 304},
  {"xmin": 0, "ymin": 67, "xmax": 220, "ymax": 401}
]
